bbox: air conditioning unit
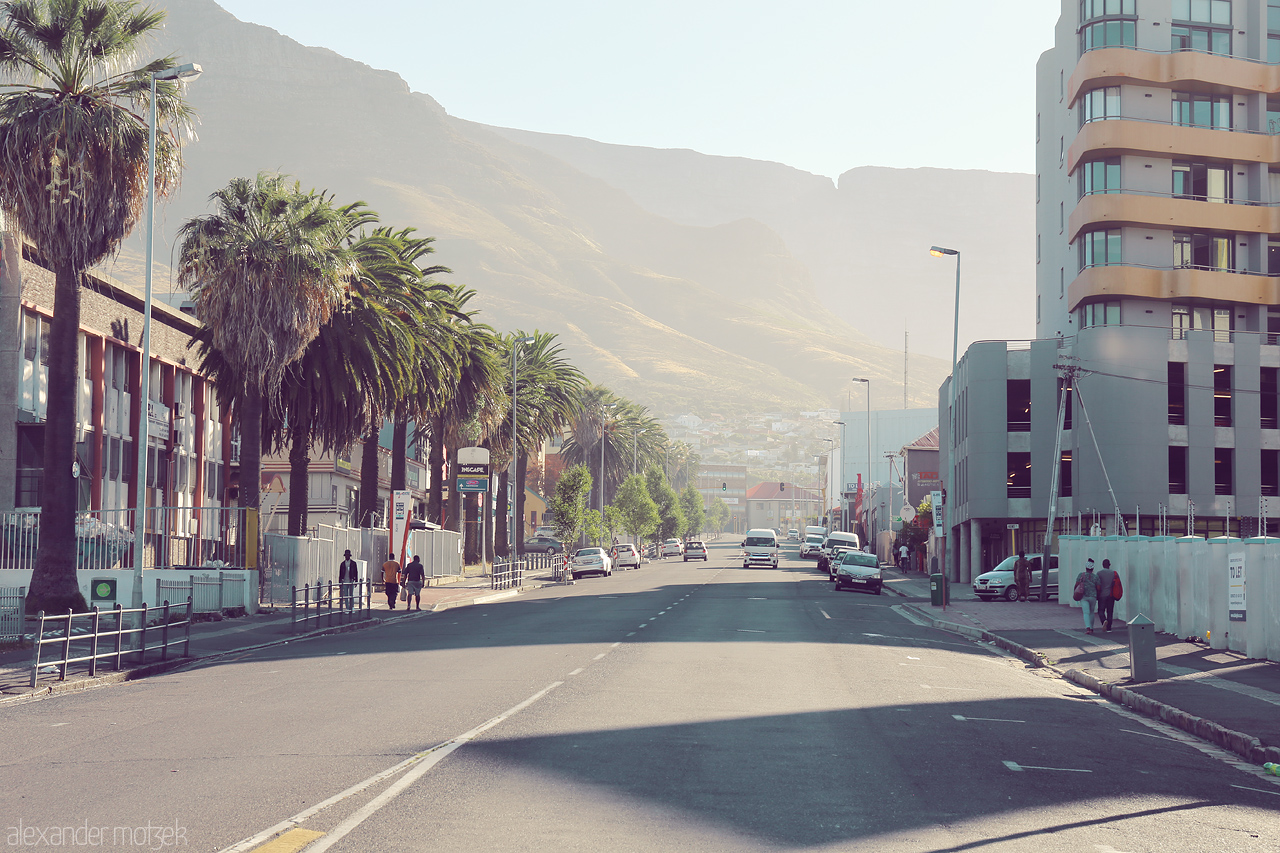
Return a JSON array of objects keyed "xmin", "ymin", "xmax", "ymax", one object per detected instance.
[{"xmin": 173, "ymin": 401, "xmax": 188, "ymax": 419}]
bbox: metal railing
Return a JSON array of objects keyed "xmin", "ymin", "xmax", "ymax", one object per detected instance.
[
  {"xmin": 156, "ymin": 572, "xmax": 248, "ymax": 614},
  {"xmin": 1, "ymin": 586, "xmax": 25, "ymax": 643},
  {"xmin": 0, "ymin": 506, "xmax": 252, "ymax": 573},
  {"xmin": 29, "ymin": 598, "xmax": 193, "ymax": 687},
  {"xmin": 491, "ymin": 560, "xmax": 524, "ymax": 590},
  {"xmin": 290, "ymin": 580, "xmax": 372, "ymax": 633}
]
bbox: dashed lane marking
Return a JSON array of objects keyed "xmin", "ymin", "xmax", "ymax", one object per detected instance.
[
  {"xmin": 610, "ymin": 642, "xmax": 620, "ymax": 648},
  {"xmin": 737, "ymin": 629, "xmax": 766, "ymax": 633},
  {"xmin": 1003, "ymin": 760, "xmax": 1090, "ymax": 773},
  {"xmin": 819, "ymin": 610, "xmax": 831, "ymax": 619},
  {"xmin": 953, "ymin": 714, "xmax": 1026, "ymax": 723},
  {"xmin": 568, "ymin": 668, "xmax": 584, "ymax": 676},
  {"xmin": 593, "ymin": 653, "xmax": 606, "ymax": 660}
]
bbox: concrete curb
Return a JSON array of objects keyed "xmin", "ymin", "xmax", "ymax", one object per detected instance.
[
  {"xmin": 897, "ymin": 603, "xmax": 1280, "ymax": 766},
  {"xmin": 0, "ymin": 580, "xmax": 559, "ymax": 706}
]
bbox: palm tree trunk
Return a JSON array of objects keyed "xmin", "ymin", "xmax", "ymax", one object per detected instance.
[
  {"xmin": 495, "ymin": 470, "xmax": 509, "ymax": 558},
  {"xmin": 391, "ymin": 419, "xmax": 407, "ymax": 490},
  {"xmin": 27, "ymin": 262, "xmax": 87, "ymax": 613},
  {"xmin": 515, "ymin": 452, "xmax": 528, "ymax": 556},
  {"xmin": 446, "ymin": 444, "xmax": 460, "ymax": 533},
  {"xmin": 240, "ymin": 384, "xmax": 263, "ymax": 513},
  {"xmin": 286, "ymin": 382, "xmax": 311, "ymax": 536},
  {"xmin": 428, "ymin": 415, "xmax": 444, "ymax": 525},
  {"xmin": 359, "ymin": 427, "xmax": 379, "ymax": 527}
]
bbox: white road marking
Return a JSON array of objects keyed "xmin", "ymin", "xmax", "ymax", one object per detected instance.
[
  {"xmin": 907, "ymin": 656, "xmax": 921, "ymax": 660},
  {"xmin": 953, "ymin": 714, "xmax": 1026, "ymax": 723},
  {"xmin": 1231, "ymin": 784, "xmax": 1280, "ymax": 798},
  {"xmin": 593, "ymin": 653, "xmax": 606, "ymax": 660},
  {"xmin": 638, "ymin": 624, "xmax": 647, "ymax": 628},
  {"xmin": 737, "ymin": 629, "xmax": 766, "ymax": 633},
  {"xmin": 50, "ymin": 723, "xmax": 67, "ymax": 727},
  {"xmin": 568, "ymin": 668, "xmax": 583, "ymax": 676},
  {"xmin": 819, "ymin": 610, "xmax": 831, "ymax": 619},
  {"xmin": 862, "ymin": 632, "xmax": 973, "ymax": 647},
  {"xmin": 224, "ymin": 682, "xmax": 563, "ymax": 853},
  {"xmin": 626, "ymin": 632, "xmax": 636, "ymax": 637},
  {"xmin": 748, "ymin": 597, "xmax": 768, "ymax": 600},
  {"xmin": 610, "ymin": 642, "xmax": 620, "ymax": 648},
  {"xmin": 1119, "ymin": 728, "xmax": 1175, "ymax": 741},
  {"xmin": 900, "ymin": 663, "xmax": 944, "ymax": 669},
  {"xmin": 921, "ymin": 684, "xmax": 976, "ymax": 690},
  {"xmin": 1003, "ymin": 760, "xmax": 1090, "ymax": 773}
]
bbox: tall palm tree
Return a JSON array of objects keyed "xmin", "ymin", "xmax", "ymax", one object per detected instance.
[
  {"xmin": 179, "ymin": 174, "xmax": 354, "ymax": 524},
  {"xmin": 497, "ymin": 331, "xmax": 583, "ymax": 556},
  {"xmin": 562, "ymin": 387, "xmax": 667, "ymax": 516},
  {"xmin": 0, "ymin": 0, "xmax": 195, "ymax": 612}
]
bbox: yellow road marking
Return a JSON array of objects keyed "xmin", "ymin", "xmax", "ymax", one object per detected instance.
[{"xmin": 248, "ymin": 828, "xmax": 325, "ymax": 853}]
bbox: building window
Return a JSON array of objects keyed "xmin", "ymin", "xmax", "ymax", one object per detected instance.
[
  {"xmin": 1215, "ymin": 447, "xmax": 1234, "ymax": 495},
  {"xmin": 1173, "ymin": 232, "xmax": 1232, "ymax": 270},
  {"xmin": 1058, "ymin": 376, "xmax": 1074, "ymax": 430},
  {"xmin": 1078, "ymin": 300, "xmax": 1121, "ymax": 328},
  {"xmin": 1262, "ymin": 367, "xmax": 1278, "ymax": 429},
  {"xmin": 1173, "ymin": 161, "xmax": 1229, "ymax": 202},
  {"xmin": 1007, "ymin": 380, "xmax": 1032, "ymax": 432},
  {"xmin": 1007, "ymin": 452, "xmax": 1032, "ymax": 499},
  {"xmin": 1080, "ymin": 0, "xmax": 1137, "ymax": 53},
  {"xmin": 1264, "ymin": 449, "xmax": 1279, "ymax": 497},
  {"xmin": 1169, "ymin": 362, "xmax": 1187, "ymax": 424},
  {"xmin": 1078, "ymin": 229, "xmax": 1121, "ymax": 270},
  {"xmin": 1079, "ymin": 157, "xmax": 1121, "ymax": 197},
  {"xmin": 1214, "ymin": 364, "xmax": 1232, "ymax": 426},
  {"xmin": 1172, "ymin": 92, "xmax": 1231, "ymax": 129},
  {"xmin": 1060, "ymin": 451, "xmax": 1073, "ymax": 498},
  {"xmin": 1173, "ymin": 0, "xmax": 1231, "ymax": 25},
  {"xmin": 1269, "ymin": 307, "xmax": 1280, "ymax": 344},
  {"xmin": 1169, "ymin": 445, "xmax": 1189, "ymax": 494},
  {"xmin": 1080, "ymin": 86, "xmax": 1121, "ymax": 126},
  {"xmin": 1269, "ymin": 1, "xmax": 1280, "ymax": 62}
]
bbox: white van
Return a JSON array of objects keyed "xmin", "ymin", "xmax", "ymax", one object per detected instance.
[
  {"xmin": 741, "ymin": 528, "xmax": 780, "ymax": 569},
  {"xmin": 801, "ymin": 526, "xmax": 827, "ymax": 559}
]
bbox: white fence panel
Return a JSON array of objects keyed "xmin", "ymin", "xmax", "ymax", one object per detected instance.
[{"xmin": 0, "ymin": 586, "xmax": 24, "ymax": 642}]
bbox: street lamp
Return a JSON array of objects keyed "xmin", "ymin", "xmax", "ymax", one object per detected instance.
[
  {"xmin": 930, "ymin": 245, "xmax": 961, "ymax": 582},
  {"xmin": 833, "ymin": 421, "xmax": 846, "ymax": 531},
  {"xmin": 133, "ymin": 63, "xmax": 202, "ymax": 609},
  {"xmin": 851, "ymin": 378, "xmax": 871, "ymax": 539},
  {"xmin": 820, "ymin": 438, "xmax": 834, "ymax": 528},
  {"xmin": 509, "ymin": 335, "xmax": 534, "ymax": 555},
  {"xmin": 633, "ymin": 427, "xmax": 646, "ymax": 476}
]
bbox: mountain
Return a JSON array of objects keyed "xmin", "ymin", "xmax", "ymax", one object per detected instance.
[{"xmin": 115, "ymin": 0, "xmax": 1030, "ymax": 417}]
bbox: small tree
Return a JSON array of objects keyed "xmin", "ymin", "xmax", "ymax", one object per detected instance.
[
  {"xmin": 603, "ymin": 504, "xmax": 623, "ymax": 544},
  {"xmin": 680, "ymin": 485, "xmax": 705, "ymax": 539},
  {"xmin": 705, "ymin": 495, "xmax": 730, "ymax": 536},
  {"xmin": 549, "ymin": 464, "xmax": 592, "ymax": 548},
  {"xmin": 581, "ymin": 509, "xmax": 605, "ymax": 546},
  {"xmin": 645, "ymin": 466, "xmax": 684, "ymax": 543},
  {"xmin": 614, "ymin": 473, "xmax": 659, "ymax": 549}
]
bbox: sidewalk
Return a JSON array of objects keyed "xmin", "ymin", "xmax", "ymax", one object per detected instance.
[
  {"xmin": 880, "ymin": 564, "xmax": 1280, "ymax": 766},
  {"xmin": 0, "ymin": 565, "xmax": 561, "ymax": 703}
]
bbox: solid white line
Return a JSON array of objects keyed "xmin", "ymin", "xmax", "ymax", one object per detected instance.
[
  {"xmin": 1232, "ymin": 784, "xmax": 1280, "ymax": 797},
  {"xmin": 920, "ymin": 684, "xmax": 976, "ymax": 690},
  {"xmin": 900, "ymin": 663, "xmax": 944, "ymax": 669},
  {"xmin": 737, "ymin": 629, "xmax": 765, "ymax": 633},
  {"xmin": 819, "ymin": 610, "xmax": 831, "ymax": 619},
  {"xmin": 593, "ymin": 653, "xmax": 606, "ymax": 661},
  {"xmin": 1003, "ymin": 760, "xmax": 1090, "ymax": 773},
  {"xmin": 610, "ymin": 642, "xmax": 620, "ymax": 648},
  {"xmin": 953, "ymin": 714, "xmax": 1026, "ymax": 723},
  {"xmin": 303, "ymin": 682, "xmax": 563, "ymax": 853},
  {"xmin": 568, "ymin": 668, "xmax": 584, "ymax": 676},
  {"xmin": 862, "ymin": 632, "xmax": 973, "ymax": 647},
  {"xmin": 1119, "ymin": 728, "xmax": 1175, "ymax": 741}
]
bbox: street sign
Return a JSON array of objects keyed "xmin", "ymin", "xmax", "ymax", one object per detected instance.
[
  {"xmin": 456, "ymin": 477, "xmax": 489, "ymax": 493},
  {"xmin": 457, "ymin": 463, "xmax": 488, "ymax": 477},
  {"xmin": 931, "ymin": 490, "xmax": 944, "ymax": 536},
  {"xmin": 1229, "ymin": 552, "xmax": 1246, "ymax": 622},
  {"xmin": 1007, "ymin": 523, "xmax": 1020, "ymax": 530}
]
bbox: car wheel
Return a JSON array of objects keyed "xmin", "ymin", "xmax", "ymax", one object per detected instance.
[
  {"xmin": 571, "ymin": 572, "xmax": 579, "ymax": 580},
  {"xmin": 874, "ymin": 587, "xmax": 882, "ymax": 595},
  {"xmin": 1003, "ymin": 586, "xmax": 1019, "ymax": 602}
]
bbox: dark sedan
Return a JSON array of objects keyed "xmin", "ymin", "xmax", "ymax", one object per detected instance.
[
  {"xmin": 522, "ymin": 535, "xmax": 563, "ymax": 554},
  {"xmin": 833, "ymin": 551, "xmax": 882, "ymax": 595}
]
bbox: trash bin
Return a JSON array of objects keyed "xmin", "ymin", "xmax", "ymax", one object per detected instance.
[
  {"xmin": 930, "ymin": 573, "xmax": 946, "ymax": 606},
  {"xmin": 1128, "ymin": 613, "xmax": 1157, "ymax": 682}
]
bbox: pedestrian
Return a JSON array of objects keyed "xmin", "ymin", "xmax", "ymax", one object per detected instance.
[
  {"xmin": 1074, "ymin": 557, "xmax": 1102, "ymax": 634},
  {"xmin": 1096, "ymin": 558, "xmax": 1118, "ymax": 631},
  {"xmin": 382, "ymin": 551, "xmax": 401, "ymax": 610},
  {"xmin": 338, "ymin": 549, "xmax": 359, "ymax": 611},
  {"xmin": 1013, "ymin": 549, "xmax": 1031, "ymax": 602},
  {"xmin": 898, "ymin": 543, "xmax": 909, "ymax": 571},
  {"xmin": 403, "ymin": 554, "xmax": 426, "ymax": 611}
]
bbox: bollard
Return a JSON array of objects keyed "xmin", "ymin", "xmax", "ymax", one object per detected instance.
[
  {"xmin": 1128, "ymin": 613, "xmax": 1158, "ymax": 682},
  {"xmin": 930, "ymin": 573, "xmax": 946, "ymax": 607}
]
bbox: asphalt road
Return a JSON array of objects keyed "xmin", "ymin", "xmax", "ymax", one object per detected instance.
[{"xmin": 1, "ymin": 540, "xmax": 1276, "ymax": 852}]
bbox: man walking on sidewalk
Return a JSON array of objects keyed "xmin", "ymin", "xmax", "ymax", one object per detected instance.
[
  {"xmin": 1014, "ymin": 550, "xmax": 1031, "ymax": 602},
  {"xmin": 338, "ymin": 549, "xmax": 359, "ymax": 611},
  {"xmin": 382, "ymin": 552, "xmax": 401, "ymax": 610},
  {"xmin": 1096, "ymin": 558, "xmax": 1118, "ymax": 631},
  {"xmin": 403, "ymin": 555, "xmax": 425, "ymax": 611}
]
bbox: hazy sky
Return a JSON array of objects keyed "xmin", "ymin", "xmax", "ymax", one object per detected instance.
[{"xmin": 215, "ymin": 0, "xmax": 1061, "ymax": 180}]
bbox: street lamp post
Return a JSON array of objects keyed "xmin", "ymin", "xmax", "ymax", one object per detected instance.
[
  {"xmin": 931, "ymin": 245, "xmax": 961, "ymax": 582},
  {"xmin": 820, "ymin": 438, "xmax": 834, "ymax": 528},
  {"xmin": 850, "ymin": 378, "xmax": 871, "ymax": 538},
  {"xmin": 833, "ymin": 420, "xmax": 846, "ymax": 531},
  {"xmin": 509, "ymin": 336, "xmax": 534, "ymax": 556},
  {"xmin": 633, "ymin": 428, "xmax": 646, "ymax": 476},
  {"xmin": 133, "ymin": 63, "xmax": 202, "ymax": 610}
]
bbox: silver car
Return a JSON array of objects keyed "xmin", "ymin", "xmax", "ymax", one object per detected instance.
[
  {"xmin": 973, "ymin": 555, "xmax": 1058, "ymax": 601},
  {"xmin": 571, "ymin": 547, "xmax": 613, "ymax": 580}
]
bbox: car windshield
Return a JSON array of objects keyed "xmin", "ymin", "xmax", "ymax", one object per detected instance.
[
  {"xmin": 744, "ymin": 536, "xmax": 774, "ymax": 546},
  {"xmin": 806, "ymin": 535, "xmax": 823, "ymax": 544},
  {"xmin": 826, "ymin": 536, "xmax": 857, "ymax": 548},
  {"xmin": 840, "ymin": 552, "xmax": 878, "ymax": 567},
  {"xmin": 575, "ymin": 548, "xmax": 604, "ymax": 557}
]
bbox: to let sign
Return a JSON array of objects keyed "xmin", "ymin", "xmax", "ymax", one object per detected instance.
[{"xmin": 1228, "ymin": 552, "xmax": 1246, "ymax": 622}]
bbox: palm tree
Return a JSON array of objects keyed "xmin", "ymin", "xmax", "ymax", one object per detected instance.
[
  {"xmin": 0, "ymin": 0, "xmax": 196, "ymax": 612},
  {"xmin": 179, "ymin": 174, "xmax": 354, "ymax": 525},
  {"xmin": 561, "ymin": 387, "xmax": 666, "ymax": 516}
]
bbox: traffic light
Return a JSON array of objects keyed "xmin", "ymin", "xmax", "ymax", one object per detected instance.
[
  {"xmin": 779, "ymin": 482, "xmax": 786, "ymax": 492},
  {"xmin": 722, "ymin": 482, "xmax": 727, "ymax": 491}
]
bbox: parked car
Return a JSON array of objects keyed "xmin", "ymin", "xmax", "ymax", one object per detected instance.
[
  {"xmin": 800, "ymin": 533, "xmax": 825, "ymax": 559},
  {"xmin": 741, "ymin": 528, "xmax": 779, "ymax": 569},
  {"xmin": 571, "ymin": 547, "xmax": 612, "ymax": 580},
  {"xmin": 611, "ymin": 544, "xmax": 641, "ymax": 570},
  {"xmin": 523, "ymin": 535, "xmax": 563, "ymax": 554},
  {"xmin": 833, "ymin": 550, "xmax": 882, "ymax": 594},
  {"xmin": 660, "ymin": 539, "xmax": 684, "ymax": 558},
  {"xmin": 973, "ymin": 555, "xmax": 1059, "ymax": 601},
  {"xmin": 787, "ymin": 529, "xmax": 800, "ymax": 541},
  {"xmin": 683, "ymin": 541, "xmax": 708, "ymax": 561},
  {"xmin": 821, "ymin": 532, "xmax": 861, "ymax": 578}
]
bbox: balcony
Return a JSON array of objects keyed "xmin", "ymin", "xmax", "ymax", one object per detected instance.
[
  {"xmin": 1068, "ymin": 264, "xmax": 1280, "ymax": 313},
  {"xmin": 1069, "ymin": 191, "xmax": 1278, "ymax": 243},
  {"xmin": 1068, "ymin": 46, "xmax": 1280, "ymax": 108},
  {"xmin": 1067, "ymin": 119, "xmax": 1278, "ymax": 176}
]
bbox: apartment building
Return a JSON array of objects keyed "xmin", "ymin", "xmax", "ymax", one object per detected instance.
[{"xmin": 942, "ymin": 0, "xmax": 1280, "ymax": 580}]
